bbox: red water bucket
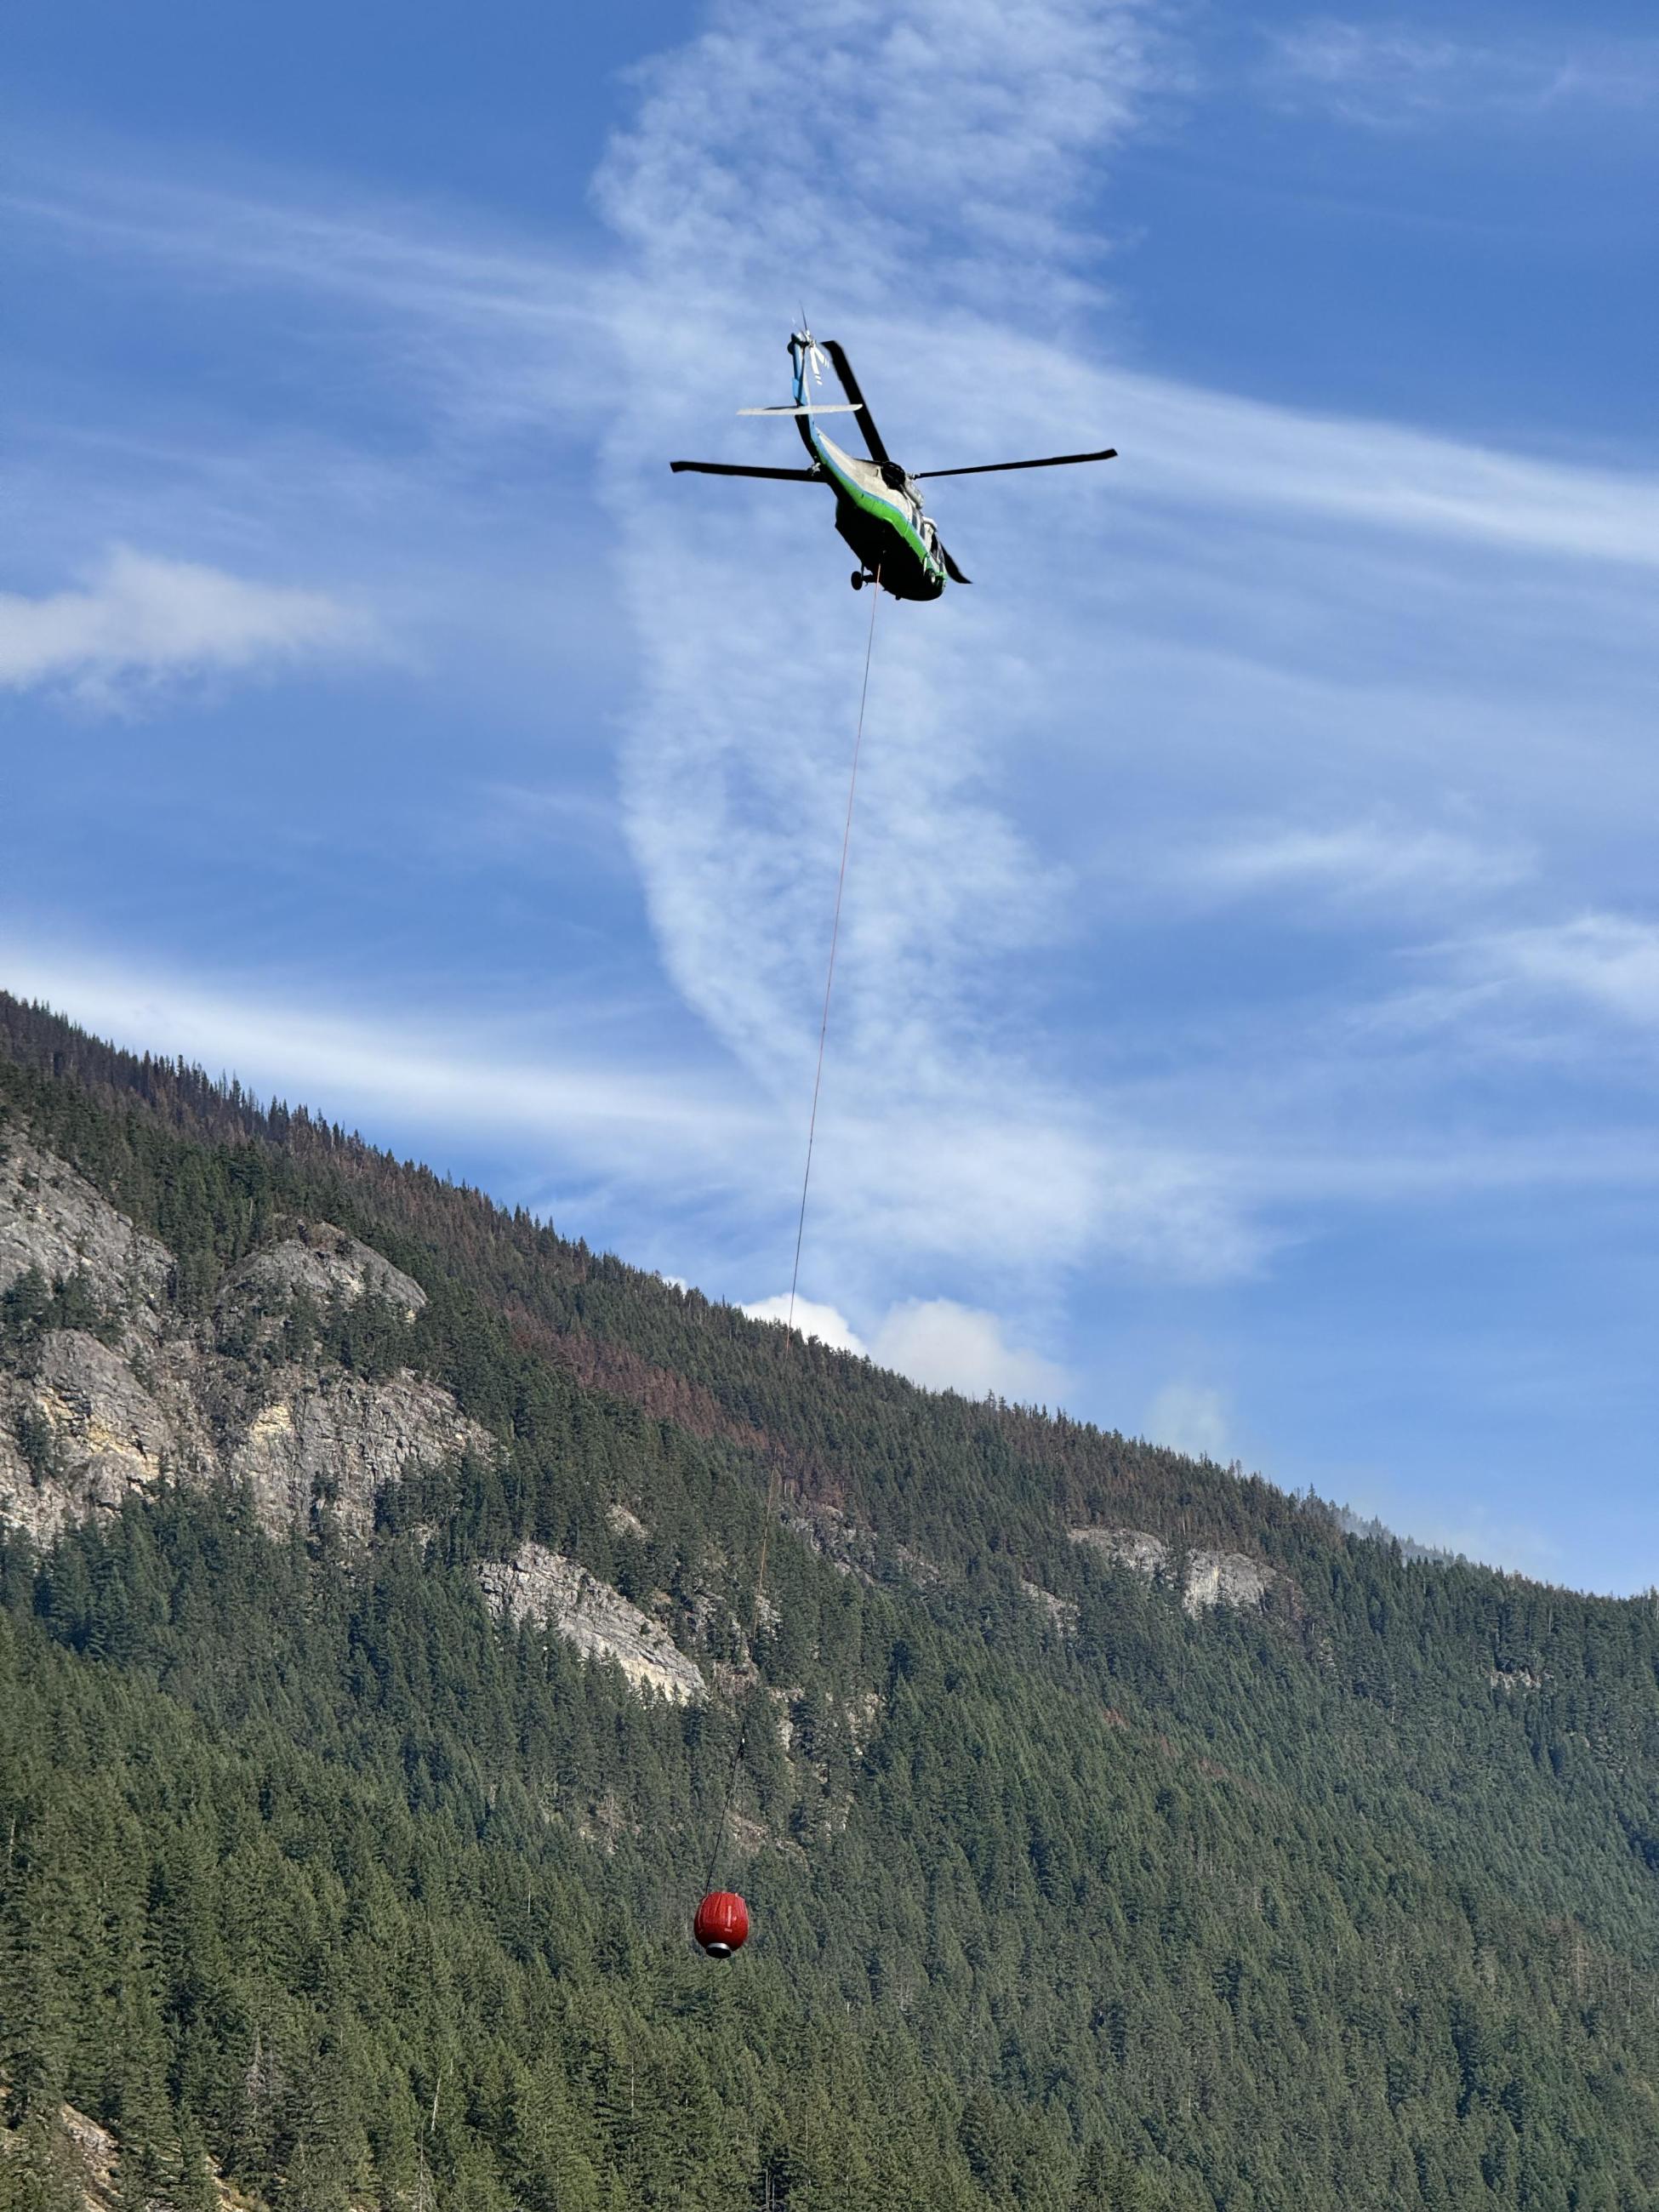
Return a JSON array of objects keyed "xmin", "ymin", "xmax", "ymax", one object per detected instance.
[{"xmin": 693, "ymin": 1890, "xmax": 750, "ymax": 1958}]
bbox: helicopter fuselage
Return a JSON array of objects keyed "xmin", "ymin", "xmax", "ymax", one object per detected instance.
[{"xmin": 793, "ymin": 389, "xmax": 946, "ymax": 601}]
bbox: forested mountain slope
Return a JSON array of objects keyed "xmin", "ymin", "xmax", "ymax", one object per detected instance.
[{"xmin": 2, "ymin": 990, "xmax": 1657, "ymax": 2212}]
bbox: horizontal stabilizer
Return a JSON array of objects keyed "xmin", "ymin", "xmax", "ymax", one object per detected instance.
[{"xmin": 670, "ymin": 460, "xmax": 823, "ymax": 481}]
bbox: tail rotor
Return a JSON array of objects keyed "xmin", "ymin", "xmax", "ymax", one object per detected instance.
[{"xmin": 790, "ymin": 326, "xmax": 830, "ymax": 395}]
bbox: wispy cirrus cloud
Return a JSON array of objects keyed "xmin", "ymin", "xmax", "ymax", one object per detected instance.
[
  {"xmin": 0, "ymin": 171, "xmax": 614, "ymax": 440},
  {"xmin": 0, "ymin": 545, "xmax": 371, "ymax": 706},
  {"xmin": 596, "ymin": 0, "xmax": 1181, "ymax": 316},
  {"xmin": 1484, "ymin": 915, "xmax": 1659, "ymax": 1029},
  {"xmin": 1086, "ymin": 356, "xmax": 1659, "ymax": 568},
  {"xmin": 1170, "ymin": 816, "xmax": 1530, "ymax": 910},
  {"xmin": 0, "ymin": 939, "xmax": 763, "ymax": 1172},
  {"xmin": 1374, "ymin": 914, "xmax": 1659, "ymax": 1046},
  {"xmin": 1263, "ymin": 19, "xmax": 1659, "ymax": 129}
]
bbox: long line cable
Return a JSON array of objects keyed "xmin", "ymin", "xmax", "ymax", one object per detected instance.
[{"xmin": 704, "ymin": 570, "xmax": 881, "ymax": 1896}]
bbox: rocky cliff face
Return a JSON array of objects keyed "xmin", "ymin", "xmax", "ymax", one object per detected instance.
[
  {"xmin": 3, "ymin": 1328, "xmax": 185, "ymax": 1543},
  {"xmin": 228, "ymin": 1227, "xmax": 426, "ymax": 1321},
  {"xmin": 1069, "ymin": 1525, "xmax": 1172, "ymax": 1577},
  {"xmin": 478, "ymin": 1542, "xmax": 706, "ymax": 1703},
  {"xmin": 0, "ymin": 2093, "xmax": 250, "ymax": 2212},
  {"xmin": 0, "ymin": 1122, "xmax": 718, "ymax": 1713},
  {"xmin": 1068, "ymin": 1524, "xmax": 1280, "ymax": 1616},
  {"xmin": 1180, "ymin": 1547, "xmax": 1275, "ymax": 1616},
  {"xmin": 223, "ymin": 1369, "xmax": 487, "ymax": 1541},
  {"xmin": 0, "ymin": 1126, "xmax": 491, "ymax": 1548},
  {"xmin": 0, "ymin": 1133, "xmax": 171, "ymax": 1348}
]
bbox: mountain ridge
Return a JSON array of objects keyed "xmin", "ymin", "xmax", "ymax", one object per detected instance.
[{"xmin": 3, "ymin": 988, "xmax": 1658, "ymax": 2212}]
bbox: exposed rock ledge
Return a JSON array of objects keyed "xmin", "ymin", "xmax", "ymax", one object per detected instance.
[
  {"xmin": 1, "ymin": 1127, "xmax": 493, "ymax": 1548},
  {"xmin": 1, "ymin": 2091, "xmax": 245, "ymax": 2212},
  {"xmin": 1069, "ymin": 1525, "xmax": 1171, "ymax": 1577},
  {"xmin": 1068, "ymin": 1525, "xmax": 1275, "ymax": 1616},
  {"xmin": 478, "ymin": 1542, "xmax": 705, "ymax": 1705},
  {"xmin": 1180, "ymin": 1548, "xmax": 1274, "ymax": 1616},
  {"xmin": 0, "ymin": 1134, "xmax": 170, "ymax": 1345},
  {"xmin": 1021, "ymin": 1577, "xmax": 1079, "ymax": 1633},
  {"xmin": 222, "ymin": 1227, "xmax": 426, "ymax": 1321},
  {"xmin": 228, "ymin": 1371, "xmax": 489, "ymax": 1539},
  {"xmin": 2, "ymin": 1331, "xmax": 182, "ymax": 1545}
]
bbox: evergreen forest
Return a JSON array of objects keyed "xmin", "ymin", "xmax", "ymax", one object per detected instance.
[{"xmin": 2, "ymin": 990, "xmax": 1658, "ymax": 2212}]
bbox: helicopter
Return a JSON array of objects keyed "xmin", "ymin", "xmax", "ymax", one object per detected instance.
[{"xmin": 670, "ymin": 331, "xmax": 1117, "ymax": 601}]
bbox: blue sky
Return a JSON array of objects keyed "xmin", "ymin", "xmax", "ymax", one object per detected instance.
[{"xmin": 4, "ymin": 0, "xmax": 1657, "ymax": 1593}]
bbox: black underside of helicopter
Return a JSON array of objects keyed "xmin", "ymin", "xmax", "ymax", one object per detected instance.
[{"xmin": 834, "ymin": 499, "xmax": 943, "ymax": 602}]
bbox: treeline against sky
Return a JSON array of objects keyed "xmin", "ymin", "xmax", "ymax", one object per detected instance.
[{"xmin": 3, "ymin": 993, "xmax": 1659, "ymax": 2212}]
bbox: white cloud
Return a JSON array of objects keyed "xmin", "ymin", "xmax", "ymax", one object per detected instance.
[
  {"xmin": 596, "ymin": 0, "xmax": 1178, "ymax": 317},
  {"xmin": 1086, "ymin": 353, "xmax": 1659, "ymax": 569},
  {"xmin": 1393, "ymin": 914, "xmax": 1659, "ymax": 1039},
  {"xmin": 1174, "ymin": 818, "xmax": 1528, "ymax": 909},
  {"xmin": 1475, "ymin": 915, "xmax": 1659, "ymax": 1028},
  {"xmin": 0, "ymin": 945, "xmax": 766, "ymax": 1177},
  {"xmin": 1143, "ymin": 1380, "xmax": 1230, "ymax": 1462},
  {"xmin": 0, "ymin": 546, "xmax": 369, "ymax": 704},
  {"xmin": 1344, "ymin": 911, "xmax": 1659, "ymax": 1063},
  {"xmin": 743, "ymin": 1291, "xmax": 1067, "ymax": 1403},
  {"xmin": 871, "ymin": 1297, "xmax": 1068, "ymax": 1403},
  {"xmin": 741, "ymin": 1295, "xmax": 868, "ymax": 1355},
  {"xmin": 1263, "ymin": 20, "xmax": 1659, "ymax": 128}
]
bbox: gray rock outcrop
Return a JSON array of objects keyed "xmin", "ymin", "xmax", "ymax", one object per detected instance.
[
  {"xmin": 227, "ymin": 1371, "xmax": 493, "ymax": 1538},
  {"xmin": 1181, "ymin": 1548, "xmax": 1274, "ymax": 1616},
  {"xmin": 0, "ymin": 1135, "xmax": 170, "ymax": 1344},
  {"xmin": 221, "ymin": 1228, "xmax": 426, "ymax": 1323},
  {"xmin": 1, "ymin": 1126, "xmax": 492, "ymax": 1547},
  {"xmin": 1069, "ymin": 1525, "xmax": 1171, "ymax": 1576},
  {"xmin": 478, "ymin": 1542, "xmax": 705, "ymax": 1704},
  {"xmin": 0, "ymin": 1331, "xmax": 178, "ymax": 1545},
  {"xmin": 1022, "ymin": 1577, "xmax": 1079, "ymax": 1632},
  {"xmin": 1069, "ymin": 1525, "xmax": 1278, "ymax": 1617}
]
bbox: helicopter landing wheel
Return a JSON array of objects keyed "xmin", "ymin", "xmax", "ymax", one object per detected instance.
[{"xmin": 850, "ymin": 571, "xmax": 865, "ymax": 590}]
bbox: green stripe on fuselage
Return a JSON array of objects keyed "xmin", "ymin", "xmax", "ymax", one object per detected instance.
[{"xmin": 807, "ymin": 426, "xmax": 944, "ymax": 584}]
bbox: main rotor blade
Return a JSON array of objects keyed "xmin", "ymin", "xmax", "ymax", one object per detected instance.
[
  {"xmin": 915, "ymin": 448, "xmax": 1117, "ymax": 480},
  {"xmin": 737, "ymin": 403, "xmax": 861, "ymax": 416},
  {"xmin": 938, "ymin": 541, "xmax": 972, "ymax": 585},
  {"xmin": 669, "ymin": 461, "xmax": 823, "ymax": 480},
  {"xmin": 822, "ymin": 340, "xmax": 894, "ymax": 468}
]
